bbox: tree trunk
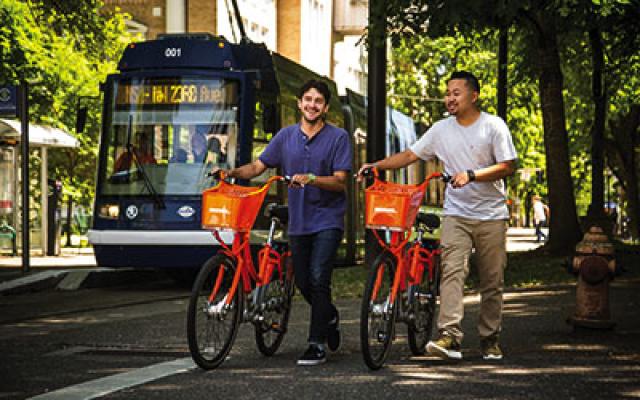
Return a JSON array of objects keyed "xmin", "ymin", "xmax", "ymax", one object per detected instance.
[
  {"xmin": 608, "ymin": 105, "xmax": 640, "ymax": 240},
  {"xmin": 530, "ymin": 12, "xmax": 583, "ymax": 253},
  {"xmin": 497, "ymin": 27, "xmax": 508, "ymax": 122},
  {"xmin": 587, "ymin": 27, "xmax": 606, "ymax": 217}
]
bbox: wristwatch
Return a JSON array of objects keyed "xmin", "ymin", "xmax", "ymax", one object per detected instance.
[
  {"xmin": 307, "ymin": 173, "xmax": 317, "ymax": 184},
  {"xmin": 466, "ymin": 169, "xmax": 476, "ymax": 182}
]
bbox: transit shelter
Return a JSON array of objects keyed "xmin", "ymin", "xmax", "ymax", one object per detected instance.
[{"xmin": 0, "ymin": 118, "xmax": 79, "ymax": 255}]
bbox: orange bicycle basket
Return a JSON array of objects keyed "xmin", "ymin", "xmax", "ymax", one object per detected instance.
[
  {"xmin": 202, "ymin": 176, "xmax": 280, "ymax": 232},
  {"xmin": 365, "ymin": 172, "xmax": 429, "ymax": 232}
]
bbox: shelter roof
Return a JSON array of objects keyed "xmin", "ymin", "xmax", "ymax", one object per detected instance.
[{"xmin": 0, "ymin": 118, "xmax": 79, "ymax": 148}]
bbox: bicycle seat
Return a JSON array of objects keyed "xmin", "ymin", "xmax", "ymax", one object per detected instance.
[
  {"xmin": 265, "ymin": 203, "xmax": 289, "ymax": 225},
  {"xmin": 416, "ymin": 212, "xmax": 440, "ymax": 230}
]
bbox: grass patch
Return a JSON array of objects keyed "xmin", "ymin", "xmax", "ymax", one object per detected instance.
[
  {"xmin": 333, "ymin": 264, "xmax": 369, "ymax": 299},
  {"xmin": 332, "ymin": 242, "xmax": 640, "ymax": 299}
]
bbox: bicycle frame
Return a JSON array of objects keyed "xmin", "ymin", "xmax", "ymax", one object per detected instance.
[
  {"xmin": 206, "ymin": 175, "xmax": 289, "ymax": 306},
  {"xmin": 369, "ymin": 172, "xmax": 443, "ymax": 306}
]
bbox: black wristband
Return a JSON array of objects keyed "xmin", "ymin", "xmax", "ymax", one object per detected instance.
[{"xmin": 467, "ymin": 169, "xmax": 476, "ymax": 182}]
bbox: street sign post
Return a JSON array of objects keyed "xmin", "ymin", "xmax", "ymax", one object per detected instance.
[
  {"xmin": 19, "ymin": 82, "xmax": 29, "ymax": 274},
  {"xmin": 1, "ymin": 83, "xmax": 29, "ymax": 273}
]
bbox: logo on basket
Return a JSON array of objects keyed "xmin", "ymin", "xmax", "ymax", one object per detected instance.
[
  {"xmin": 177, "ymin": 205, "xmax": 195, "ymax": 218},
  {"xmin": 208, "ymin": 207, "xmax": 231, "ymax": 215},
  {"xmin": 374, "ymin": 207, "xmax": 398, "ymax": 214}
]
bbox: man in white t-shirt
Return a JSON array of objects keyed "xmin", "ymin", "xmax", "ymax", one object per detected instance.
[
  {"xmin": 532, "ymin": 195, "xmax": 549, "ymax": 242},
  {"xmin": 358, "ymin": 71, "xmax": 517, "ymax": 361}
]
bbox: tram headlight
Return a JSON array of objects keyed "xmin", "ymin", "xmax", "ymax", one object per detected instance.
[{"xmin": 98, "ymin": 204, "xmax": 120, "ymax": 219}]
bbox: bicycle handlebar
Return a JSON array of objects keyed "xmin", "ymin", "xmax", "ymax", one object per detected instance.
[
  {"xmin": 361, "ymin": 166, "xmax": 452, "ymax": 185},
  {"xmin": 206, "ymin": 169, "xmax": 226, "ymax": 180},
  {"xmin": 206, "ymin": 169, "xmax": 295, "ymax": 188}
]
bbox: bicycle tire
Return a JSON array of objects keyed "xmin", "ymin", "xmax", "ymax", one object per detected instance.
[
  {"xmin": 407, "ymin": 253, "xmax": 440, "ymax": 355},
  {"xmin": 187, "ymin": 253, "xmax": 243, "ymax": 370},
  {"xmin": 255, "ymin": 254, "xmax": 295, "ymax": 356},
  {"xmin": 360, "ymin": 251, "xmax": 397, "ymax": 370}
]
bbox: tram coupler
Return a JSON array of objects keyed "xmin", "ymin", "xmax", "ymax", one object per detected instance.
[{"xmin": 567, "ymin": 226, "xmax": 617, "ymax": 330}]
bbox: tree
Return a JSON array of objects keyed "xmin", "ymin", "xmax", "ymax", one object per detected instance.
[
  {"xmin": 605, "ymin": 106, "xmax": 640, "ymax": 240},
  {"xmin": 0, "ymin": 0, "xmax": 131, "ymax": 227},
  {"xmin": 376, "ymin": 0, "xmax": 584, "ymax": 253},
  {"xmin": 520, "ymin": 7, "xmax": 583, "ymax": 252},
  {"xmin": 370, "ymin": 0, "xmax": 640, "ymax": 252}
]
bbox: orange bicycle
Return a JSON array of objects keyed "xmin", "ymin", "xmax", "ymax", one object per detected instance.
[
  {"xmin": 187, "ymin": 172, "xmax": 294, "ymax": 370},
  {"xmin": 360, "ymin": 167, "xmax": 448, "ymax": 370}
]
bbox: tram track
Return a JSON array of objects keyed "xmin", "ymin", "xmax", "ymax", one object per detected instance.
[{"xmin": 1, "ymin": 292, "xmax": 190, "ymax": 325}]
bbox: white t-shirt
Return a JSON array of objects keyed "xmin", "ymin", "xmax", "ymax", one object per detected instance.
[
  {"xmin": 533, "ymin": 201, "xmax": 547, "ymax": 224},
  {"xmin": 410, "ymin": 112, "xmax": 517, "ymax": 220}
]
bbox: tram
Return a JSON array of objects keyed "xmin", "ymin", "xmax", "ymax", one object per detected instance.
[{"xmin": 88, "ymin": 33, "xmax": 443, "ymax": 272}]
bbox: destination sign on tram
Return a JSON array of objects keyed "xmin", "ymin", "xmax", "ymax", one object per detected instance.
[{"xmin": 116, "ymin": 81, "xmax": 234, "ymax": 106}]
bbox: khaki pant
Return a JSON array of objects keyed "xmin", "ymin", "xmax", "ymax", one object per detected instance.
[{"xmin": 437, "ymin": 216, "xmax": 508, "ymax": 343}]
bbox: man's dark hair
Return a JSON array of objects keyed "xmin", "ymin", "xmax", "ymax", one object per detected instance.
[
  {"xmin": 448, "ymin": 71, "xmax": 481, "ymax": 93},
  {"xmin": 298, "ymin": 79, "xmax": 331, "ymax": 104}
]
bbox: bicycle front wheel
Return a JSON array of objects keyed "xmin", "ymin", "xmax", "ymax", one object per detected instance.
[
  {"xmin": 255, "ymin": 254, "xmax": 295, "ymax": 356},
  {"xmin": 187, "ymin": 253, "xmax": 243, "ymax": 370},
  {"xmin": 407, "ymin": 253, "xmax": 440, "ymax": 355},
  {"xmin": 360, "ymin": 252, "xmax": 397, "ymax": 370}
]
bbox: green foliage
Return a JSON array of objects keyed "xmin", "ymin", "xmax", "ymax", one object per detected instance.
[
  {"xmin": 0, "ymin": 0, "xmax": 132, "ymax": 209},
  {"xmin": 381, "ymin": 0, "xmax": 640, "ymax": 244},
  {"xmin": 388, "ymin": 29, "xmax": 548, "ymax": 224}
]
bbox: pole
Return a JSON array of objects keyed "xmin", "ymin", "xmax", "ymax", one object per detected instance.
[
  {"xmin": 19, "ymin": 81, "xmax": 29, "ymax": 274},
  {"xmin": 230, "ymin": 0, "xmax": 247, "ymax": 42},
  {"xmin": 366, "ymin": 0, "xmax": 387, "ymax": 267}
]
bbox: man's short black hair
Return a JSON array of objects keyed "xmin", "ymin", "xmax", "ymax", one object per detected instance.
[
  {"xmin": 448, "ymin": 71, "xmax": 481, "ymax": 93},
  {"xmin": 298, "ymin": 79, "xmax": 331, "ymax": 104}
]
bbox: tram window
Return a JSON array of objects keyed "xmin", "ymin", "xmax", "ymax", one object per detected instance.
[
  {"xmin": 253, "ymin": 102, "xmax": 267, "ymax": 141},
  {"xmin": 102, "ymin": 77, "xmax": 240, "ymax": 195},
  {"xmin": 281, "ymin": 104, "xmax": 298, "ymax": 127},
  {"xmin": 254, "ymin": 100, "xmax": 277, "ymax": 141},
  {"xmin": 113, "ymin": 127, "xmax": 157, "ymax": 172},
  {"xmin": 251, "ymin": 137, "xmax": 278, "ymax": 194},
  {"xmin": 262, "ymin": 104, "xmax": 277, "ymax": 135},
  {"xmin": 252, "ymin": 100, "xmax": 278, "ymax": 194}
]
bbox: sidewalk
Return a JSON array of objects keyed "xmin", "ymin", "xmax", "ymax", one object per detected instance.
[
  {"xmin": 0, "ymin": 247, "xmax": 147, "ymax": 295},
  {"xmin": 0, "ymin": 247, "xmax": 96, "ymax": 269}
]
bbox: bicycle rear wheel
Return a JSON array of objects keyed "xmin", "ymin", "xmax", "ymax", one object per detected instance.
[
  {"xmin": 360, "ymin": 252, "xmax": 397, "ymax": 370},
  {"xmin": 187, "ymin": 253, "xmax": 243, "ymax": 369},
  {"xmin": 255, "ymin": 254, "xmax": 295, "ymax": 356},
  {"xmin": 408, "ymin": 253, "xmax": 440, "ymax": 355}
]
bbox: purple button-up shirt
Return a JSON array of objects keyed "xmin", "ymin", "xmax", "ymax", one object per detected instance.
[{"xmin": 259, "ymin": 123, "xmax": 352, "ymax": 235}]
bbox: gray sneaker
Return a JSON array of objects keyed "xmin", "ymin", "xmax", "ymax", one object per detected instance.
[
  {"xmin": 481, "ymin": 337, "xmax": 503, "ymax": 360},
  {"xmin": 426, "ymin": 333, "xmax": 462, "ymax": 360}
]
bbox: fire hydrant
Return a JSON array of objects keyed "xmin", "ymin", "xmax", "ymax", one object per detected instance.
[{"xmin": 568, "ymin": 226, "xmax": 616, "ymax": 329}]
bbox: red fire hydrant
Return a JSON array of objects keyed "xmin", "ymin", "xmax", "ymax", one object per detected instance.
[{"xmin": 568, "ymin": 226, "xmax": 616, "ymax": 329}]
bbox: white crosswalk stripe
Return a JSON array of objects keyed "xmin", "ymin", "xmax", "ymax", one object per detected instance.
[{"xmin": 29, "ymin": 357, "xmax": 195, "ymax": 400}]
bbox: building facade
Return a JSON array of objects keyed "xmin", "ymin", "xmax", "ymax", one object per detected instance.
[{"xmin": 102, "ymin": 0, "xmax": 368, "ymax": 94}]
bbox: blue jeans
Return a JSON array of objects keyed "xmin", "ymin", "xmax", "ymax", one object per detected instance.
[
  {"xmin": 289, "ymin": 229, "xmax": 342, "ymax": 344},
  {"xmin": 535, "ymin": 220, "xmax": 547, "ymax": 242}
]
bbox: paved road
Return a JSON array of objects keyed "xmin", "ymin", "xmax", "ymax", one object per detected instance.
[{"xmin": 1, "ymin": 276, "xmax": 638, "ymax": 399}]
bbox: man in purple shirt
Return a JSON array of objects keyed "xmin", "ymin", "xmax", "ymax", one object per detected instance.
[{"xmin": 216, "ymin": 80, "xmax": 352, "ymax": 366}]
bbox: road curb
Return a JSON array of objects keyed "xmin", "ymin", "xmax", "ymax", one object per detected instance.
[{"xmin": 0, "ymin": 268, "xmax": 161, "ymax": 296}]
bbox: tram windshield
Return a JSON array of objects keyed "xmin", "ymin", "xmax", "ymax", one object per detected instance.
[{"xmin": 100, "ymin": 77, "xmax": 239, "ymax": 196}]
